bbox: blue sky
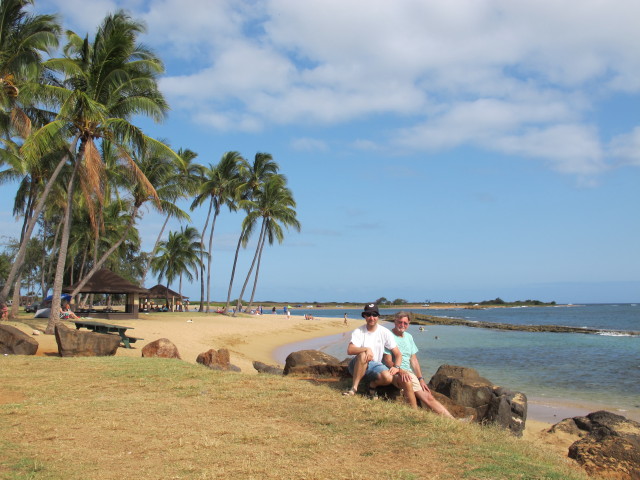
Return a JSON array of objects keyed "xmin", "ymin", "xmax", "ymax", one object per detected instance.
[{"xmin": 1, "ymin": 0, "xmax": 639, "ymax": 304}]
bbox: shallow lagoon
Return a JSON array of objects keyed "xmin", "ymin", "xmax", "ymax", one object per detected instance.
[{"xmin": 276, "ymin": 304, "xmax": 640, "ymax": 419}]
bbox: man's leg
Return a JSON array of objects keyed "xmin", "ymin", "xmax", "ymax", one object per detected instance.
[
  {"xmin": 392, "ymin": 375, "xmax": 418, "ymax": 409},
  {"xmin": 415, "ymin": 389, "xmax": 455, "ymax": 418},
  {"xmin": 348, "ymin": 352, "xmax": 369, "ymax": 392}
]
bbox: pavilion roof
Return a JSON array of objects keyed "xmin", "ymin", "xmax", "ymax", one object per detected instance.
[
  {"xmin": 145, "ymin": 284, "xmax": 187, "ymax": 299},
  {"xmin": 63, "ymin": 269, "xmax": 149, "ymax": 294}
]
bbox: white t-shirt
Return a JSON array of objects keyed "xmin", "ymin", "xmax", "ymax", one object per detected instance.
[{"xmin": 349, "ymin": 324, "xmax": 397, "ymax": 362}]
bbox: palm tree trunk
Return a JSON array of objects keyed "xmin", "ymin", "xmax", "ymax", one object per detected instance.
[
  {"xmin": 10, "ymin": 277, "xmax": 21, "ymax": 319},
  {"xmin": 246, "ymin": 226, "xmax": 267, "ymax": 312},
  {"xmin": 46, "ymin": 155, "xmax": 81, "ymax": 334},
  {"xmin": 8, "ymin": 195, "xmax": 34, "ymax": 319},
  {"xmin": 44, "ymin": 219, "xmax": 63, "ymax": 297},
  {"xmin": 198, "ymin": 199, "xmax": 213, "ymax": 312},
  {"xmin": 205, "ymin": 212, "xmax": 218, "ymax": 314},
  {"xmin": 224, "ymin": 229, "xmax": 245, "ymax": 313},
  {"xmin": 140, "ymin": 213, "xmax": 171, "ymax": 286},
  {"xmin": 234, "ymin": 220, "xmax": 265, "ymax": 316},
  {"xmin": 0, "ymin": 137, "xmax": 77, "ymax": 304},
  {"xmin": 70, "ymin": 205, "xmax": 140, "ymax": 297}
]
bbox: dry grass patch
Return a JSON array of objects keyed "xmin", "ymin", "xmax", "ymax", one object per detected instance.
[{"xmin": 1, "ymin": 356, "xmax": 587, "ymax": 480}]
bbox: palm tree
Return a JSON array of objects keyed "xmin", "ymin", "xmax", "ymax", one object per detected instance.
[
  {"xmin": 140, "ymin": 147, "xmax": 202, "ymax": 286},
  {"xmin": 18, "ymin": 11, "xmax": 174, "ymax": 332},
  {"xmin": 235, "ymin": 174, "xmax": 300, "ymax": 315},
  {"xmin": 190, "ymin": 151, "xmax": 243, "ymax": 312},
  {"xmin": 0, "ymin": 0, "xmax": 60, "ymax": 138},
  {"xmin": 151, "ymin": 226, "xmax": 203, "ymax": 306},
  {"xmin": 0, "ymin": 0, "xmax": 60, "ymax": 305},
  {"xmin": 223, "ymin": 153, "xmax": 278, "ymax": 313}
]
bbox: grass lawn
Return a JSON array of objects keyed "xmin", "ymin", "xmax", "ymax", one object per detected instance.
[{"xmin": 0, "ymin": 355, "xmax": 587, "ymax": 479}]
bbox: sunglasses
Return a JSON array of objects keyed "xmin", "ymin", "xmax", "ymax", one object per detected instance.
[
  {"xmin": 364, "ymin": 313, "xmax": 379, "ymax": 318},
  {"xmin": 396, "ymin": 320, "xmax": 409, "ymax": 325}
]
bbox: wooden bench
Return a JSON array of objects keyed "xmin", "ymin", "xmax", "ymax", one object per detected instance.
[
  {"xmin": 122, "ymin": 336, "xmax": 144, "ymax": 348},
  {"xmin": 72, "ymin": 320, "xmax": 138, "ymax": 349}
]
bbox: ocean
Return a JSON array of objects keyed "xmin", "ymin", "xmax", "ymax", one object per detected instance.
[{"xmin": 274, "ymin": 304, "xmax": 640, "ymax": 419}]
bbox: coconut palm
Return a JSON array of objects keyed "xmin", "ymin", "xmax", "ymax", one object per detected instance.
[
  {"xmin": 151, "ymin": 226, "xmax": 203, "ymax": 306},
  {"xmin": 223, "ymin": 153, "xmax": 279, "ymax": 313},
  {"xmin": 0, "ymin": 0, "xmax": 60, "ymax": 138},
  {"xmin": 17, "ymin": 11, "xmax": 174, "ymax": 332},
  {"xmin": 0, "ymin": 0, "xmax": 60, "ymax": 305},
  {"xmin": 190, "ymin": 151, "xmax": 243, "ymax": 312},
  {"xmin": 140, "ymin": 147, "xmax": 202, "ymax": 286},
  {"xmin": 235, "ymin": 174, "xmax": 300, "ymax": 315}
]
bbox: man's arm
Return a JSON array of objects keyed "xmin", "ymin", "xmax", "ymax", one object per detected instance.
[
  {"xmin": 347, "ymin": 342, "xmax": 374, "ymax": 360},
  {"xmin": 382, "ymin": 352, "xmax": 392, "ymax": 368},
  {"xmin": 387, "ymin": 346, "xmax": 403, "ymax": 376},
  {"xmin": 410, "ymin": 354, "xmax": 430, "ymax": 391}
]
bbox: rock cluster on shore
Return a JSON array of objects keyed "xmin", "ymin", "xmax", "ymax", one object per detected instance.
[
  {"xmin": 547, "ymin": 410, "xmax": 640, "ymax": 479},
  {"xmin": 408, "ymin": 313, "xmax": 640, "ymax": 336}
]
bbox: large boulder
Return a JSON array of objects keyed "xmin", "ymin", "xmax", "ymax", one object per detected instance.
[
  {"xmin": 54, "ymin": 324, "xmax": 120, "ymax": 357},
  {"xmin": 0, "ymin": 324, "xmax": 39, "ymax": 355},
  {"xmin": 197, "ymin": 348, "xmax": 241, "ymax": 372},
  {"xmin": 563, "ymin": 411, "xmax": 640, "ymax": 479},
  {"xmin": 283, "ymin": 350, "xmax": 349, "ymax": 377},
  {"xmin": 429, "ymin": 365, "xmax": 527, "ymax": 436},
  {"xmin": 141, "ymin": 338, "xmax": 181, "ymax": 359}
]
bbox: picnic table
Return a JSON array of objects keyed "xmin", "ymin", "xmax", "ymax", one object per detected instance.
[{"xmin": 71, "ymin": 320, "xmax": 142, "ymax": 348}]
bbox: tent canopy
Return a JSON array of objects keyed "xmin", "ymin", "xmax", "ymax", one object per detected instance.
[
  {"xmin": 146, "ymin": 284, "xmax": 187, "ymax": 299},
  {"xmin": 63, "ymin": 269, "xmax": 149, "ymax": 294},
  {"xmin": 44, "ymin": 293, "xmax": 72, "ymax": 302}
]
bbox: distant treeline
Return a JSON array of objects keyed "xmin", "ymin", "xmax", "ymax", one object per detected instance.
[{"xmin": 475, "ymin": 298, "xmax": 556, "ymax": 306}]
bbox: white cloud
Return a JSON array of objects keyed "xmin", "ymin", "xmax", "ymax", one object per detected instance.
[
  {"xmin": 351, "ymin": 139, "xmax": 380, "ymax": 152},
  {"xmin": 39, "ymin": 0, "xmax": 135, "ymax": 35},
  {"xmin": 494, "ymin": 124, "xmax": 606, "ymax": 175},
  {"xmin": 290, "ymin": 137, "xmax": 328, "ymax": 152},
  {"xmin": 37, "ymin": 0, "xmax": 640, "ymax": 177},
  {"xmin": 609, "ymin": 127, "xmax": 640, "ymax": 167}
]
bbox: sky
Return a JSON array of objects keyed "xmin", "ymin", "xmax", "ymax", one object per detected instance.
[{"xmin": 1, "ymin": 0, "xmax": 639, "ymax": 304}]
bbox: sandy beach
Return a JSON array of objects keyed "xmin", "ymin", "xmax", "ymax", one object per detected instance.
[
  {"xmin": 10, "ymin": 310, "xmax": 637, "ymax": 445},
  {"xmin": 22, "ymin": 311, "xmax": 353, "ymax": 373}
]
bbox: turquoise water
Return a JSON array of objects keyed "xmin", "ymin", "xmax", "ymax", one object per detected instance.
[{"xmin": 276, "ymin": 304, "xmax": 640, "ymax": 413}]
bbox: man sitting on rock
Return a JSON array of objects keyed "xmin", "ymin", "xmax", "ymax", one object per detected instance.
[
  {"xmin": 343, "ymin": 303, "xmax": 403, "ymax": 398},
  {"xmin": 382, "ymin": 311, "xmax": 455, "ymax": 418}
]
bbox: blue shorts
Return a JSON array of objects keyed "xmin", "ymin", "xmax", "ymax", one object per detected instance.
[{"xmin": 348, "ymin": 357, "xmax": 388, "ymax": 383}]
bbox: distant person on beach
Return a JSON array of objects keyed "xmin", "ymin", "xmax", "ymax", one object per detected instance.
[
  {"xmin": 343, "ymin": 303, "xmax": 403, "ymax": 398},
  {"xmin": 382, "ymin": 312, "xmax": 454, "ymax": 418},
  {"xmin": 344, "ymin": 313, "xmax": 348, "ymax": 325},
  {"xmin": 60, "ymin": 303, "xmax": 79, "ymax": 320},
  {"xmin": 272, "ymin": 306, "xmax": 276, "ymax": 314},
  {"xmin": 0, "ymin": 302, "xmax": 8, "ymax": 320}
]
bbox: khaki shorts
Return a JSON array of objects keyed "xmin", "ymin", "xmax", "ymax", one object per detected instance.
[{"xmin": 396, "ymin": 371, "xmax": 422, "ymax": 392}]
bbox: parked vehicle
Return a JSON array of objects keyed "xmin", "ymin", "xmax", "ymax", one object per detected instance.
[{"xmin": 24, "ymin": 302, "xmax": 40, "ymax": 313}]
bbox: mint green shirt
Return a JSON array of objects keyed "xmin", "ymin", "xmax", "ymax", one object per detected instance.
[{"xmin": 384, "ymin": 331, "xmax": 418, "ymax": 372}]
